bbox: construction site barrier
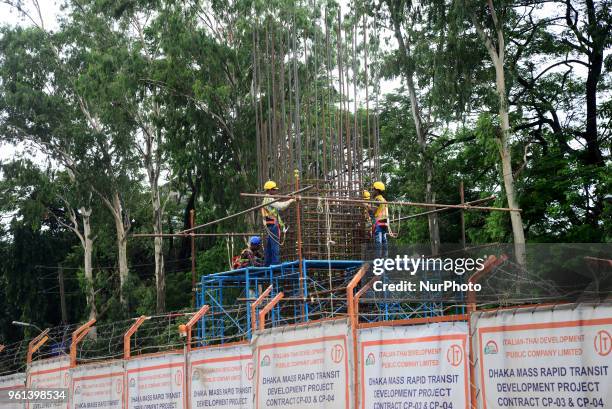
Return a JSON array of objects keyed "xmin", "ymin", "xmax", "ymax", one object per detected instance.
[
  {"xmin": 27, "ymin": 355, "xmax": 71, "ymax": 409},
  {"xmin": 1, "ymin": 302, "xmax": 610, "ymax": 409},
  {"xmin": 0, "ymin": 372, "xmax": 25, "ymax": 409},
  {"xmin": 471, "ymin": 303, "xmax": 612, "ymax": 409},
  {"xmin": 189, "ymin": 343, "xmax": 253, "ymax": 409},
  {"xmin": 126, "ymin": 352, "xmax": 186, "ymax": 409},
  {"xmin": 70, "ymin": 361, "xmax": 124, "ymax": 409},
  {"xmin": 253, "ymin": 318, "xmax": 353, "ymax": 409},
  {"xmin": 358, "ymin": 321, "xmax": 469, "ymax": 409}
]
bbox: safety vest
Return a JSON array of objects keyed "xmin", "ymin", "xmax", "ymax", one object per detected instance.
[
  {"xmin": 261, "ymin": 197, "xmax": 284, "ymax": 227},
  {"xmin": 373, "ymin": 195, "xmax": 388, "ymax": 227}
]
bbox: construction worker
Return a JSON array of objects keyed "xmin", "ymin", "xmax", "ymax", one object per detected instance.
[
  {"xmin": 363, "ymin": 190, "xmax": 375, "ymax": 236},
  {"xmin": 261, "ymin": 180, "xmax": 296, "ymax": 266},
  {"xmin": 371, "ymin": 181, "xmax": 394, "ymax": 257},
  {"xmin": 232, "ymin": 236, "xmax": 264, "ymax": 269}
]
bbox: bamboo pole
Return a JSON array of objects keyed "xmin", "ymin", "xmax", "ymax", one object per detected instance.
[
  {"xmin": 178, "ymin": 185, "xmax": 313, "ymax": 234},
  {"xmin": 240, "ymin": 192, "xmax": 521, "ymax": 212},
  {"xmin": 132, "ymin": 232, "xmax": 262, "ymax": 238},
  {"xmin": 389, "ymin": 195, "xmax": 496, "ymax": 222}
]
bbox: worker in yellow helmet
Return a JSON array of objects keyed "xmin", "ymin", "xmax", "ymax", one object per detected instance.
[
  {"xmin": 371, "ymin": 181, "xmax": 394, "ymax": 256},
  {"xmin": 261, "ymin": 180, "xmax": 295, "ymax": 266},
  {"xmin": 363, "ymin": 190, "xmax": 375, "ymax": 236}
]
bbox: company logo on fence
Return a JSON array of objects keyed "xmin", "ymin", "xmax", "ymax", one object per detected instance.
[
  {"xmin": 483, "ymin": 340, "xmax": 498, "ymax": 355},
  {"xmin": 129, "ymin": 377, "xmax": 136, "ymax": 387},
  {"xmin": 446, "ymin": 344, "xmax": 463, "ymax": 367},
  {"xmin": 261, "ymin": 355, "xmax": 271, "ymax": 367},
  {"xmin": 192, "ymin": 368, "xmax": 200, "ymax": 380},
  {"xmin": 246, "ymin": 362, "xmax": 255, "ymax": 380},
  {"xmin": 175, "ymin": 369, "xmax": 183, "ymax": 386},
  {"xmin": 64, "ymin": 373, "xmax": 69, "ymax": 386},
  {"xmin": 115, "ymin": 379, "xmax": 123, "ymax": 394},
  {"xmin": 365, "ymin": 352, "xmax": 375, "ymax": 366},
  {"xmin": 74, "ymin": 386, "xmax": 81, "ymax": 395},
  {"xmin": 330, "ymin": 344, "xmax": 344, "ymax": 363},
  {"xmin": 594, "ymin": 330, "xmax": 612, "ymax": 356}
]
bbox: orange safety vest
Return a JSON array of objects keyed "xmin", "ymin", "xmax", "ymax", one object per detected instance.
[
  {"xmin": 261, "ymin": 197, "xmax": 285, "ymax": 227},
  {"xmin": 373, "ymin": 195, "xmax": 388, "ymax": 227}
]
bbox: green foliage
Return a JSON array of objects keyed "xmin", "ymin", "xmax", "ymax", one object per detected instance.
[{"xmin": 0, "ymin": 0, "xmax": 610, "ymax": 347}]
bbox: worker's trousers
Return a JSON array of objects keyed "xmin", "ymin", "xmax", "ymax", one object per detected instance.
[
  {"xmin": 374, "ymin": 224, "xmax": 388, "ymax": 258},
  {"xmin": 265, "ymin": 224, "xmax": 281, "ymax": 266}
]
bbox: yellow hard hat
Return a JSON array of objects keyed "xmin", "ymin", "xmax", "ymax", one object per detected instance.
[
  {"xmin": 363, "ymin": 190, "xmax": 371, "ymax": 199},
  {"xmin": 264, "ymin": 180, "xmax": 279, "ymax": 190},
  {"xmin": 372, "ymin": 181, "xmax": 385, "ymax": 192}
]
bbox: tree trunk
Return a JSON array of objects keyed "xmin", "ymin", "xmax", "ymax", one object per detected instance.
[
  {"xmin": 472, "ymin": 0, "xmax": 527, "ymax": 266},
  {"xmin": 144, "ymin": 123, "xmax": 166, "ymax": 313},
  {"xmin": 111, "ymin": 191, "xmax": 129, "ymax": 304},
  {"xmin": 582, "ymin": 0, "xmax": 605, "ymax": 225},
  {"xmin": 152, "ymin": 189, "xmax": 165, "ymax": 313},
  {"xmin": 583, "ymin": 0, "xmax": 604, "ymax": 169},
  {"xmin": 80, "ymin": 207, "xmax": 97, "ymax": 338},
  {"xmin": 494, "ymin": 61, "xmax": 527, "ymax": 266}
]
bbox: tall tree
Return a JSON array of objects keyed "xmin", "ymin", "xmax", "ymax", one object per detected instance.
[
  {"xmin": 458, "ymin": 0, "xmax": 527, "ymax": 265},
  {"xmin": 381, "ymin": 0, "xmax": 441, "ymax": 254},
  {"xmin": 0, "ymin": 21, "xmax": 136, "ymax": 305}
]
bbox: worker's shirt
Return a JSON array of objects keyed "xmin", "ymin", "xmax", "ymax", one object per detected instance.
[
  {"xmin": 261, "ymin": 197, "xmax": 292, "ymax": 227},
  {"xmin": 374, "ymin": 195, "xmax": 388, "ymax": 225},
  {"xmin": 240, "ymin": 248, "xmax": 264, "ymax": 266}
]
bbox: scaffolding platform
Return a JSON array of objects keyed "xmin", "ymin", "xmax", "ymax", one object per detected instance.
[{"xmin": 196, "ymin": 259, "xmax": 461, "ymax": 345}]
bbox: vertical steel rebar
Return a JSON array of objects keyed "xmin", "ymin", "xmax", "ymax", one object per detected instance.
[{"xmin": 190, "ymin": 209, "xmax": 196, "ymax": 307}]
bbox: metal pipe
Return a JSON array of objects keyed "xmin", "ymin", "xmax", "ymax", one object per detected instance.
[
  {"xmin": 70, "ymin": 319, "xmax": 96, "ymax": 367},
  {"xmin": 460, "ymin": 182, "xmax": 466, "ymax": 248},
  {"xmin": 240, "ymin": 193, "xmax": 521, "ymax": 212},
  {"xmin": 190, "ymin": 209, "xmax": 196, "ymax": 307},
  {"xmin": 251, "ymin": 285, "xmax": 273, "ymax": 334},
  {"xmin": 466, "ymin": 255, "xmax": 505, "ymax": 409},
  {"xmin": 295, "ymin": 170, "xmax": 305, "ymax": 319},
  {"xmin": 258, "ymin": 292, "xmax": 284, "ymax": 331},
  {"xmin": 26, "ymin": 328, "xmax": 50, "ymax": 364},
  {"xmin": 123, "ymin": 316, "xmax": 148, "ymax": 359},
  {"xmin": 346, "ymin": 265, "xmax": 367, "ymax": 409},
  {"xmin": 185, "ymin": 305, "xmax": 210, "ymax": 352},
  {"xmin": 354, "ymin": 276, "xmax": 377, "ymax": 319}
]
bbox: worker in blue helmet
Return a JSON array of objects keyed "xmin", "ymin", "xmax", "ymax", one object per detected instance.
[{"xmin": 232, "ymin": 236, "xmax": 264, "ymax": 269}]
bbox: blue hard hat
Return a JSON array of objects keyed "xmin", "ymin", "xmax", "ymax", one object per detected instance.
[{"xmin": 249, "ymin": 236, "xmax": 261, "ymax": 246}]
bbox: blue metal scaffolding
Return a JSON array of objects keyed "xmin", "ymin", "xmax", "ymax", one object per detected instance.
[{"xmin": 195, "ymin": 259, "xmax": 464, "ymax": 346}]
